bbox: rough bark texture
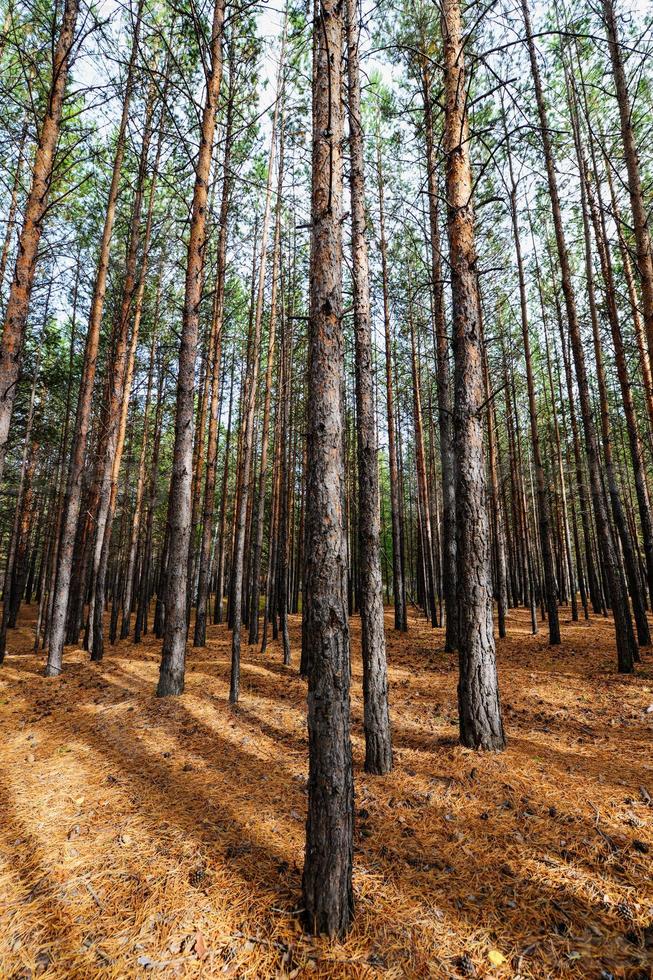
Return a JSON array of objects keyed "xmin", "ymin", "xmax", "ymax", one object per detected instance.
[
  {"xmin": 345, "ymin": 0, "xmax": 392, "ymax": 776},
  {"xmin": 442, "ymin": 0, "xmax": 505, "ymax": 751},
  {"xmin": 157, "ymin": 0, "xmax": 225, "ymax": 696},
  {"xmin": 302, "ymin": 0, "xmax": 354, "ymax": 938}
]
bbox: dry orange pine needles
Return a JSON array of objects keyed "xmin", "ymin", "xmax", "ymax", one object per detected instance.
[{"xmin": 0, "ymin": 606, "xmax": 652, "ymax": 978}]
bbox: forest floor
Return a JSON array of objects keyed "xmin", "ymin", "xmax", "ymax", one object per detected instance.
[{"xmin": 0, "ymin": 605, "xmax": 652, "ymax": 980}]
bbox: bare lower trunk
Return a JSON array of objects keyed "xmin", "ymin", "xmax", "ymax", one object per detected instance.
[
  {"xmin": 302, "ymin": 0, "xmax": 354, "ymax": 938},
  {"xmin": 442, "ymin": 0, "xmax": 505, "ymax": 751}
]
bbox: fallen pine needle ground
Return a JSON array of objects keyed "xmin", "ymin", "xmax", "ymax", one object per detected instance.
[{"xmin": 0, "ymin": 606, "xmax": 652, "ymax": 979}]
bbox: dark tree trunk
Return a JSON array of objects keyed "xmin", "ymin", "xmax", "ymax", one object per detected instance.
[{"xmin": 302, "ymin": 0, "xmax": 354, "ymax": 937}]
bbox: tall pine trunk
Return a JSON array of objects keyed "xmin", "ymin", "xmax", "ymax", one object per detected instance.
[
  {"xmin": 302, "ymin": 0, "xmax": 354, "ymax": 937},
  {"xmin": 157, "ymin": 0, "xmax": 226, "ymax": 696},
  {"xmin": 345, "ymin": 0, "xmax": 392, "ymax": 775},
  {"xmin": 442, "ymin": 0, "xmax": 505, "ymax": 750},
  {"xmin": 0, "ymin": 0, "xmax": 79, "ymax": 483},
  {"xmin": 522, "ymin": 0, "xmax": 636, "ymax": 673},
  {"xmin": 45, "ymin": 0, "xmax": 144, "ymax": 676}
]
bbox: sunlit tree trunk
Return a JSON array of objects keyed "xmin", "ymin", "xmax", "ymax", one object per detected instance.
[
  {"xmin": 0, "ymin": 0, "xmax": 79, "ymax": 484},
  {"xmin": 442, "ymin": 0, "xmax": 505, "ymax": 749}
]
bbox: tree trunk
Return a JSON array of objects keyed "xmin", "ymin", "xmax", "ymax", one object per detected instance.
[
  {"xmin": 194, "ymin": 56, "xmax": 235, "ymax": 647},
  {"xmin": 0, "ymin": 0, "xmax": 79, "ymax": 483},
  {"xmin": 602, "ymin": 0, "xmax": 653, "ymax": 373},
  {"xmin": 505, "ymin": 126, "xmax": 560, "ymax": 644},
  {"xmin": 157, "ymin": 0, "xmax": 226, "ymax": 696},
  {"xmin": 0, "ymin": 122, "xmax": 27, "ymax": 301},
  {"xmin": 229, "ymin": 40, "xmax": 283, "ymax": 702},
  {"xmin": 89, "ymin": 87, "xmax": 157, "ymax": 662},
  {"xmin": 375, "ymin": 129, "xmax": 406, "ymax": 632},
  {"xmin": 248, "ymin": 47, "xmax": 287, "ymax": 646},
  {"xmin": 345, "ymin": 0, "xmax": 392, "ymax": 775},
  {"xmin": 421, "ymin": 60, "xmax": 457, "ymax": 650},
  {"xmin": 522, "ymin": 0, "xmax": 636, "ymax": 673},
  {"xmin": 302, "ymin": 0, "xmax": 354, "ymax": 937},
  {"xmin": 442, "ymin": 0, "xmax": 505, "ymax": 750},
  {"xmin": 45, "ymin": 0, "xmax": 144, "ymax": 676}
]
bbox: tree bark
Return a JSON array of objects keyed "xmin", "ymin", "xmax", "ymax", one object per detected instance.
[
  {"xmin": 442, "ymin": 0, "xmax": 505, "ymax": 750},
  {"xmin": 302, "ymin": 0, "xmax": 354, "ymax": 937}
]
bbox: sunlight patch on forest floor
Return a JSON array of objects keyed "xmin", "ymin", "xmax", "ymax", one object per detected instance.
[{"xmin": 0, "ymin": 607, "xmax": 652, "ymax": 978}]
